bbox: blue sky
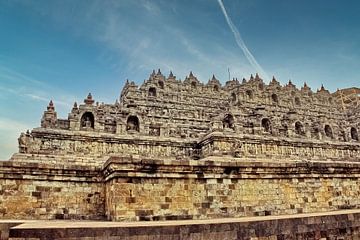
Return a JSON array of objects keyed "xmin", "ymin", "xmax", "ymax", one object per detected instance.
[{"xmin": 0, "ymin": 0, "xmax": 359, "ymax": 159}]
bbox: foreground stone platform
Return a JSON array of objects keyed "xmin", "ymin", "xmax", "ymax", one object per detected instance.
[{"xmin": 2, "ymin": 209, "xmax": 360, "ymax": 240}]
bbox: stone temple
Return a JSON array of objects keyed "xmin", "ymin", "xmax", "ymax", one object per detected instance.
[{"xmin": 1, "ymin": 69, "xmax": 360, "ymax": 239}]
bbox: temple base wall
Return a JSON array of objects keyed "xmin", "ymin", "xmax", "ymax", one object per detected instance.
[
  {"xmin": 1, "ymin": 157, "xmax": 360, "ymax": 222},
  {"xmin": 0, "ymin": 161, "xmax": 105, "ymax": 220},
  {"xmin": 104, "ymin": 157, "xmax": 360, "ymax": 221}
]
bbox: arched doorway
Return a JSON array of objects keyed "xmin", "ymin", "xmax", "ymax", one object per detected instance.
[
  {"xmin": 351, "ymin": 127, "xmax": 359, "ymax": 141},
  {"xmin": 148, "ymin": 87, "xmax": 157, "ymax": 97},
  {"xmin": 223, "ymin": 114, "xmax": 235, "ymax": 130},
  {"xmin": 261, "ymin": 118, "xmax": 271, "ymax": 133},
  {"xmin": 246, "ymin": 90, "xmax": 253, "ymax": 100},
  {"xmin": 127, "ymin": 116, "xmax": 140, "ymax": 132},
  {"xmin": 80, "ymin": 112, "xmax": 94, "ymax": 129},
  {"xmin": 271, "ymin": 94, "xmax": 279, "ymax": 104},
  {"xmin": 295, "ymin": 121, "xmax": 305, "ymax": 136},
  {"xmin": 324, "ymin": 125, "xmax": 333, "ymax": 139}
]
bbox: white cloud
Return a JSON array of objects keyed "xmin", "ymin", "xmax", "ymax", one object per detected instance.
[
  {"xmin": 0, "ymin": 65, "xmax": 43, "ymax": 85},
  {"xmin": 0, "ymin": 65, "xmax": 75, "ymax": 111},
  {"xmin": 141, "ymin": 0, "xmax": 161, "ymax": 15},
  {"xmin": 0, "ymin": 118, "xmax": 33, "ymax": 160}
]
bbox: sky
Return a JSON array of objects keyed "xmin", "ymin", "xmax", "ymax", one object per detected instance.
[{"xmin": 0, "ymin": 0, "xmax": 359, "ymax": 159}]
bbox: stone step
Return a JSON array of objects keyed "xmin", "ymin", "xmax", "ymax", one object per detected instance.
[{"xmin": 5, "ymin": 209, "xmax": 360, "ymax": 240}]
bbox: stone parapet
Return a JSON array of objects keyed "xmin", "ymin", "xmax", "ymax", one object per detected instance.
[
  {"xmin": 200, "ymin": 132, "xmax": 360, "ymax": 161},
  {"xmin": 19, "ymin": 128, "xmax": 196, "ymax": 160}
]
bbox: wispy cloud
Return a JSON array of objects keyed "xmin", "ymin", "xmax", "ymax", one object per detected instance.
[
  {"xmin": 0, "ymin": 117, "xmax": 31, "ymax": 132},
  {"xmin": 0, "ymin": 65, "xmax": 75, "ymax": 159},
  {"xmin": 6, "ymin": 1, "xmax": 259, "ymax": 83},
  {"xmin": 217, "ymin": 0, "xmax": 269, "ymax": 80},
  {"xmin": 0, "ymin": 65, "xmax": 43, "ymax": 85},
  {"xmin": 0, "ymin": 65, "xmax": 74, "ymax": 111},
  {"xmin": 141, "ymin": 0, "xmax": 161, "ymax": 15},
  {"xmin": 24, "ymin": 93, "xmax": 49, "ymax": 102}
]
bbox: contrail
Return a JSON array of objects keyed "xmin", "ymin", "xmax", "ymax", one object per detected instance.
[{"xmin": 217, "ymin": 0, "xmax": 269, "ymax": 80}]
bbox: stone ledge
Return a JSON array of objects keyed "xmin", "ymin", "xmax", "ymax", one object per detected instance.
[
  {"xmin": 103, "ymin": 156, "xmax": 360, "ymax": 181},
  {"xmin": 201, "ymin": 131, "xmax": 360, "ymax": 148},
  {"xmin": 0, "ymin": 161, "xmax": 102, "ymax": 183},
  {"xmin": 31, "ymin": 128, "xmax": 197, "ymax": 146}
]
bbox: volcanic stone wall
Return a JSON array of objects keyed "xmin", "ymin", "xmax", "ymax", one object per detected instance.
[
  {"xmin": 104, "ymin": 157, "xmax": 360, "ymax": 221},
  {"xmin": 0, "ymin": 161, "xmax": 105, "ymax": 220},
  {"xmin": 2, "ymin": 154, "xmax": 360, "ymax": 222}
]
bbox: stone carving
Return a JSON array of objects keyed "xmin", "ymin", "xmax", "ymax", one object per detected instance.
[
  {"xmin": 18, "ymin": 132, "xmax": 28, "ymax": 153},
  {"xmin": 149, "ymin": 127, "xmax": 160, "ymax": 136},
  {"xmin": 15, "ymin": 70, "xmax": 360, "ymax": 161}
]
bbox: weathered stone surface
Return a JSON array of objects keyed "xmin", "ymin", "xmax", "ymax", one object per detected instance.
[
  {"xmin": 0, "ymin": 161, "xmax": 104, "ymax": 220},
  {"xmin": 104, "ymin": 157, "xmax": 360, "ymax": 221}
]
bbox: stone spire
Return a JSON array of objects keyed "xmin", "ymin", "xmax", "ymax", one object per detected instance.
[
  {"xmin": 250, "ymin": 74, "xmax": 254, "ymax": 81},
  {"xmin": 286, "ymin": 80, "xmax": 296, "ymax": 89},
  {"xmin": 84, "ymin": 93, "xmax": 95, "ymax": 105},
  {"xmin": 318, "ymin": 84, "xmax": 330, "ymax": 94},
  {"xmin": 167, "ymin": 71, "xmax": 176, "ymax": 81},
  {"xmin": 208, "ymin": 74, "xmax": 220, "ymax": 87},
  {"xmin": 270, "ymin": 76, "xmax": 279, "ymax": 85},
  {"xmin": 41, "ymin": 100, "xmax": 57, "ymax": 128},
  {"xmin": 301, "ymin": 82, "xmax": 311, "ymax": 91},
  {"xmin": 211, "ymin": 74, "xmax": 216, "ymax": 81},
  {"xmin": 255, "ymin": 73, "xmax": 261, "ymax": 81},
  {"xmin": 47, "ymin": 100, "xmax": 55, "ymax": 111}
]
